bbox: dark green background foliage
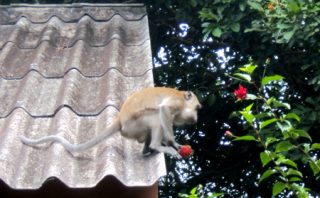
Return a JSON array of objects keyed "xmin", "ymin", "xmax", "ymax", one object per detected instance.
[{"xmin": 2, "ymin": 0, "xmax": 319, "ymax": 197}]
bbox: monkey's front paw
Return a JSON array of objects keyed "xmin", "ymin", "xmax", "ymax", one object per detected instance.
[
  {"xmin": 165, "ymin": 147, "xmax": 182, "ymax": 159},
  {"xmin": 170, "ymin": 150, "xmax": 182, "ymax": 159},
  {"xmin": 174, "ymin": 143, "xmax": 183, "ymax": 150}
]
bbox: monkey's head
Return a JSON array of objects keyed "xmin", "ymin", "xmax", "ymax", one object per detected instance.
[{"xmin": 174, "ymin": 91, "xmax": 201, "ymax": 126}]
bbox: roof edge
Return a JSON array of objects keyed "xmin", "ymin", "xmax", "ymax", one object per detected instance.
[
  {"xmin": 0, "ymin": 3, "xmax": 145, "ymax": 8},
  {"xmin": 0, "ymin": 170, "xmax": 166, "ymax": 189}
]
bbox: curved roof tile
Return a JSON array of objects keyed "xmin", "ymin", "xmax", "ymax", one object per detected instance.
[{"xmin": 0, "ymin": 4, "xmax": 165, "ymax": 189}]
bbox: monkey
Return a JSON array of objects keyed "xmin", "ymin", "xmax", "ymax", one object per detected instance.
[{"xmin": 20, "ymin": 87, "xmax": 201, "ymax": 158}]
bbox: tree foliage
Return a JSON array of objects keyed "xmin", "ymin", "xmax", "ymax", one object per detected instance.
[{"xmin": 2, "ymin": 0, "xmax": 320, "ymax": 197}]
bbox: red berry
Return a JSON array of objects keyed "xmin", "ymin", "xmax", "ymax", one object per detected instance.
[{"xmin": 178, "ymin": 145, "xmax": 193, "ymax": 158}]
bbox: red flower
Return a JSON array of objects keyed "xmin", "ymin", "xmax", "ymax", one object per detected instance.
[
  {"xmin": 234, "ymin": 85, "xmax": 247, "ymax": 100},
  {"xmin": 267, "ymin": 3, "xmax": 275, "ymax": 11},
  {"xmin": 178, "ymin": 145, "xmax": 193, "ymax": 158},
  {"xmin": 224, "ymin": 130, "xmax": 234, "ymax": 137}
]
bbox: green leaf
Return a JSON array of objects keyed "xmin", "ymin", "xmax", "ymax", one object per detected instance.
[
  {"xmin": 277, "ymin": 23, "xmax": 292, "ymax": 30},
  {"xmin": 272, "ymin": 100, "xmax": 291, "ymax": 110},
  {"xmin": 239, "ymin": 104, "xmax": 255, "ymax": 123},
  {"xmin": 190, "ymin": 0, "xmax": 197, "ymax": 7},
  {"xmin": 239, "ymin": 64, "xmax": 257, "ymax": 74},
  {"xmin": 208, "ymin": 193, "xmax": 224, "ymax": 198},
  {"xmin": 284, "ymin": 113, "xmax": 301, "ymax": 122},
  {"xmin": 276, "ymin": 123, "xmax": 285, "ymax": 133},
  {"xmin": 311, "ymin": 143, "xmax": 320, "ymax": 150},
  {"xmin": 287, "ymin": 168, "xmax": 303, "ymax": 178},
  {"xmin": 255, "ymin": 112, "xmax": 272, "ymax": 119},
  {"xmin": 190, "ymin": 186, "xmax": 197, "ymax": 195},
  {"xmin": 230, "ymin": 23, "xmax": 240, "ymax": 32},
  {"xmin": 178, "ymin": 193, "xmax": 189, "ymax": 198},
  {"xmin": 212, "ymin": 27, "xmax": 222, "ymax": 38},
  {"xmin": 275, "ymin": 141, "xmax": 295, "ymax": 153},
  {"xmin": 282, "ymin": 30, "xmax": 296, "ymax": 42},
  {"xmin": 234, "ymin": 73, "xmax": 251, "ymax": 82},
  {"xmin": 259, "ymin": 169, "xmax": 276, "ymax": 183},
  {"xmin": 246, "ymin": 94, "xmax": 258, "ymax": 100},
  {"xmin": 260, "ymin": 151, "xmax": 272, "ymax": 167},
  {"xmin": 239, "ymin": 2, "xmax": 246, "ymax": 11},
  {"xmin": 297, "ymin": 191, "xmax": 309, "ymax": 198},
  {"xmin": 283, "ymin": 160, "xmax": 298, "ymax": 169},
  {"xmin": 240, "ymin": 111, "xmax": 255, "ymax": 124},
  {"xmin": 265, "ymin": 137, "xmax": 279, "ymax": 147},
  {"xmin": 303, "ymin": 143, "xmax": 311, "ymax": 153},
  {"xmin": 292, "ymin": 184, "xmax": 309, "ymax": 198},
  {"xmin": 246, "ymin": 65, "xmax": 257, "ymax": 74},
  {"xmin": 309, "ymin": 160, "xmax": 320, "ymax": 176},
  {"xmin": 260, "ymin": 118, "xmax": 278, "ymax": 129},
  {"xmin": 247, "ymin": 1, "xmax": 263, "ymax": 11},
  {"xmin": 261, "ymin": 75, "xmax": 284, "ymax": 86},
  {"xmin": 244, "ymin": 27, "xmax": 263, "ymax": 33},
  {"xmin": 294, "ymin": 129, "xmax": 312, "ymax": 141},
  {"xmin": 277, "ymin": 158, "xmax": 298, "ymax": 169},
  {"xmin": 207, "ymin": 94, "xmax": 216, "ymax": 106},
  {"xmin": 203, "ymin": 31, "xmax": 211, "ymax": 40},
  {"xmin": 288, "ymin": 0, "xmax": 300, "ymax": 13},
  {"xmin": 272, "ymin": 181, "xmax": 286, "ymax": 196},
  {"xmin": 289, "ymin": 177, "xmax": 302, "ymax": 182},
  {"xmin": 245, "ymin": 103, "xmax": 254, "ymax": 111},
  {"xmin": 266, "ymin": 97, "xmax": 275, "ymax": 105},
  {"xmin": 201, "ymin": 22, "xmax": 210, "ymax": 28},
  {"xmin": 234, "ymin": 135, "xmax": 256, "ymax": 141}
]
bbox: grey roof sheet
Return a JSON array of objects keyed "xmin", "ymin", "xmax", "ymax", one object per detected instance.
[{"xmin": 0, "ymin": 4, "xmax": 166, "ymax": 189}]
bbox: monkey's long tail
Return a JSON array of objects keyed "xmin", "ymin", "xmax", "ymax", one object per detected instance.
[{"xmin": 20, "ymin": 118, "xmax": 121, "ymax": 152}]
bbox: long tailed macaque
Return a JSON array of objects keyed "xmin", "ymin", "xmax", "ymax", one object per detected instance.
[{"xmin": 20, "ymin": 87, "xmax": 201, "ymax": 158}]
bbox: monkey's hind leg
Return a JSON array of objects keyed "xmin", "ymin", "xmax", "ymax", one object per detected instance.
[
  {"xmin": 148, "ymin": 126, "xmax": 181, "ymax": 159},
  {"xmin": 142, "ymin": 133, "xmax": 154, "ymax": 155}
]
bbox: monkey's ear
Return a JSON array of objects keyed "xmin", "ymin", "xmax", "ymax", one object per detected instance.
[{"xmin": 184, "ymin": 91, "xmax": 193, "ymax": 100}]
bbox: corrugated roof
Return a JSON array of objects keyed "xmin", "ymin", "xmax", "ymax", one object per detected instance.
[{"xmin": 0, "ymin": 4, "xmax": 166, "ymax": 189}]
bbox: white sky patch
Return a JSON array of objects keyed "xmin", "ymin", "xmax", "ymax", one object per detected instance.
[
  {"xmin": 216, "ymin": 48, "xmax": 232, "ymax": 69},
  {"xmin": 179, "ymin": 23, "xmax": 189, "ymax": 37},
  {"xmin": 154, "ymin": 47, "xmax": 168, "ymax": 67}
]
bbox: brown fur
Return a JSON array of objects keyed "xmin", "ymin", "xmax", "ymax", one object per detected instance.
[{"xmin": 20, "ymin": 87, "xmax": 201, "ymax": 158}]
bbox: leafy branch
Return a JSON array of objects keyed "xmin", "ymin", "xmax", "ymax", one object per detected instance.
[{"xmin": 229, "ymin": 63, "xmax": 320, "ymax": 197}]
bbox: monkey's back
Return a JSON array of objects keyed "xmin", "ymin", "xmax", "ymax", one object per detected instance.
[{"xmin": 118, "ymin": 87, "xmax": 185, "ymax": 122}]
